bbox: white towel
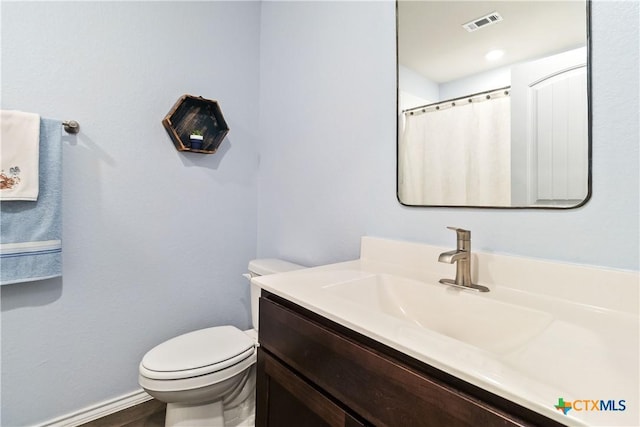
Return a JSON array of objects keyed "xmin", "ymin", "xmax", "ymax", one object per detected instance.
[{"xmin": 1, "ymin": 110, "xmax": 40, "ymax": 201}]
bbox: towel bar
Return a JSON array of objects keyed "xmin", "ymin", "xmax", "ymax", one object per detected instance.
[{"xmin": 62, "ymin": 120, "xmax": 80, "ymax": 134}]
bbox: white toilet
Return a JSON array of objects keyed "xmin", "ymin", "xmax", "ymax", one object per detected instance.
[{"xmin": 138, "ymin": 259, "xmax": 304, "ymax": 427}]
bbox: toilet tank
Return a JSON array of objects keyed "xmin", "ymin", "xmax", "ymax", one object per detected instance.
[{"xmin": 247, "ymin": 259, "xmax": 304, "ymax": 330}]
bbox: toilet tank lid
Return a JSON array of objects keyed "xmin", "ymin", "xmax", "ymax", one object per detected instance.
[{"xmin": 248, "ymin": 258, "xmax": 305, "ymax": 276}]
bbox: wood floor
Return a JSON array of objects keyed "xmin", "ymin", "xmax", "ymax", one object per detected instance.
[{"xmin": 79, "ymin": 399, "xmax": 166, "ymax": 427}]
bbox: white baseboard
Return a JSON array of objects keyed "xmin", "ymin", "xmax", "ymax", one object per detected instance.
[{"xmin": 35, "ymin": 389, "xmax": 153, "ymax": 427}]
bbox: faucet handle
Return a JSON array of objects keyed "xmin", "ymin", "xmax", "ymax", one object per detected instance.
[{"xmin": 446, "ymin": 226, "xmax": 470, "ymax": 240}]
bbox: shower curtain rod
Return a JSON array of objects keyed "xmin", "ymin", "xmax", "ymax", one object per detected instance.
[{"xmin": 403, "ymin": 85, "xmax": 511, "ymax": 115}]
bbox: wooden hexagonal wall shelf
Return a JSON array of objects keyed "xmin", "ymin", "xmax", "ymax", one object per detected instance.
[{"xmin": 162, "ymin": 95, "xmax": 230, "ymax": 154}]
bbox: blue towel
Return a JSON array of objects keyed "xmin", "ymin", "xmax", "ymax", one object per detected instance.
[{"xmin": 0, "ymin": 118, "xmax": 62, "ymax": 285}]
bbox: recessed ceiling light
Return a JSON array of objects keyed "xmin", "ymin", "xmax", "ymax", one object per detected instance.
[{"xmin": 485, "ymin": 49, "xmax": 505, "ymax": 61}]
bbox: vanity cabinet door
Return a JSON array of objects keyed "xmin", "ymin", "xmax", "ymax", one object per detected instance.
[
  {"xmin": 256, "ymin": 347, "xmax": 366, "ymax": 427},
  {"xmin": 258, "ymin": 294, "xmax": 564, "ymax": 427}
]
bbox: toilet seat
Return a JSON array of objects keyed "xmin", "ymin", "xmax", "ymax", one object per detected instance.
[
  {"xmin": 140, "ymin": 325, "xmax": 255, "ymax": 381},
  {"xmin": 139, "ymin": 350, "xmax": 256, "ymax": 394}
]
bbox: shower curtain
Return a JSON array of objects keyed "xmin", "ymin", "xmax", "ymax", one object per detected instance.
[{"xmin": 399, "ymin": 95, "xmax": 511, "ymax": 206}]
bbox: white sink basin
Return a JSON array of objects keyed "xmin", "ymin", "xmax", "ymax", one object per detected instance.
[{"xmin": 323, "ymin": 274, "xmax": 553, "ymax": 355}]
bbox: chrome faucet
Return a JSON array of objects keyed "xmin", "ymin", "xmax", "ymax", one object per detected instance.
[{"xmin": 438, "ymin": 227, "xmax": 489, "ymax": 292}]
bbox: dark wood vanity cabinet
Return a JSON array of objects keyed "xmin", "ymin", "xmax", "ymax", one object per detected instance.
[
  {"xmin": 257, "ymin": 349, "xmax": 366, "ymax": 427},
  {"xmin": 256, "ymin": 292, "xmax": 565, "ymax": 427}
]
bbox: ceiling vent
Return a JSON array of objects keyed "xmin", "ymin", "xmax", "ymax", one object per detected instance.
[{"xmin": 462, "ymin": 12, "xmax": 503, "ymax": 32}]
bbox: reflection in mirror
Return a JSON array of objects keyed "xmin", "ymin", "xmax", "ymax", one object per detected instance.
[{"xmin": 397, "ymin": 1, "xmax": 590, "ymax": 208}]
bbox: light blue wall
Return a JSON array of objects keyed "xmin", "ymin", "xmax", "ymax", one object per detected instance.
[
  {"xmin": 439, "ymin": 65, "xmax": 511, "ymax": 100},
  {"xmin": 1, "ymin": 1, "xmax": 638, "ymax": 425},
  {"xmin": 257, "ymin": 0, "xmax": 639, "ymax": 271},
  {"xmin": 398, "ymin": 65, "xmax": 439, "ymax": 102},
  {"xmin": 1, "ymin": 2, "xmax": 260, "ymax": 426}
]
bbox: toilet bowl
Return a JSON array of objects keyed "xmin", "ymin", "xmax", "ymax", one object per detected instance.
[{"xmin": 138, "ymin": 259, "xmax": 304, "ymax": 427}]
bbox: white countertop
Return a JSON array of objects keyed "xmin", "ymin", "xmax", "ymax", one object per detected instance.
[{"xmin": 254, "ymin": 237, "xmax": 639, "ymax": 427}]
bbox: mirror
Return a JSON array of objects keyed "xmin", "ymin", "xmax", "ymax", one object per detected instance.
[{"xmin": 397, "ymin": 0, "xmax": 590, "ymax": 208}]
